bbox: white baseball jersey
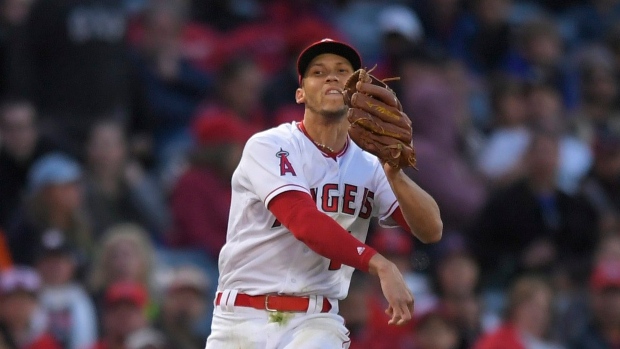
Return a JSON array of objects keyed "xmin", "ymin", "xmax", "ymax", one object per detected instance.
[{"xmin": 216, "ymin": 121, "xmax": 399, "ymax": 300}]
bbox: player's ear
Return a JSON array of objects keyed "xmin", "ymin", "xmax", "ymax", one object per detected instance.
[{"xmin": 295, "ymin": 87, "xmax": 305, "ymax": 104}]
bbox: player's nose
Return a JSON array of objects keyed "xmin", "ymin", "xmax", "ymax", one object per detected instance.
[{"xmin": 325, "ymin": 71, "xmax": 340, "ymax": 82}]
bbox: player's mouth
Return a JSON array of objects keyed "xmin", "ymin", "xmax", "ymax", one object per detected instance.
[{"xmin": 325, "ymin": 88, "xmax": 343, "ymax": 96}]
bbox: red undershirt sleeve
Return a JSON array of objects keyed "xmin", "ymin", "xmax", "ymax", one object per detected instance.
[
  {"xmin": 391, "ymin": 207, "xmax": 412, "ymax": 233},
  {"xmin": 268, "ymin": 190, "xmax": 377, "ymax": 272}
]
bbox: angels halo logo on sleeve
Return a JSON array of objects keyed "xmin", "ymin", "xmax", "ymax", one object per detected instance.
[{"xmin": 276, "ymin": 148, "xmax": 296, "ymax": 176}]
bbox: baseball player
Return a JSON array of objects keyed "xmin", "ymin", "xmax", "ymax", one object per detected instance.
[{"xmin": 205, "ymin": 39, "xmax": 442, "ymax": 349}]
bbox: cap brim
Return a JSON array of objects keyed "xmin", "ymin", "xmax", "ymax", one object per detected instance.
[{"xmin": 297, "ymin": 40, "xmax": 361, "ymax": 82}]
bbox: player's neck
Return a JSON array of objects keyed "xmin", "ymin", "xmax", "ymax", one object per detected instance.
[{"xmin": 301, "ymin": 118, "xmax": 348, "ymax": 153}]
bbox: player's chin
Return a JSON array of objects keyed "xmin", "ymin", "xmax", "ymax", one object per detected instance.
[{"xmin": 321, "ymin": 105, "xmax": 348, "ymax": 119}]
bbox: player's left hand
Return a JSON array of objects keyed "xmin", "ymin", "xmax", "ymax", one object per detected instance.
[{"xmin": 343, "ymin": 67, "xmax": 417, "ymax": 169}]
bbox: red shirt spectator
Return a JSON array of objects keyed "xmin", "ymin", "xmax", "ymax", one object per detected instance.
[
  {"xmin": 166, "ymin": 167, "xmax": 232, "ymax": 260},
  {"xmin": 23, "ymin": 333, "xmax": 62, "ymax": 349},
  {"xmin": 91, "ymin": 281, "xmax": 150, "ymax": 349},
  {"xmin": 166, "ymin": 115, "xmax": 257, "ymax": 261},
  {"xmin": 0, "ymin": 229, "xmax": 12, "ymax": 270},
  {"xmin": 0, "ymin": 266, "xmax": 62, "ymax": 349},
  {"xmin": 472, "ymin": 323, "xmax": 524, "ymax": 349},
  {"xmin": 472, "ymin": 275, "xmax": 562, "ymax": 349},
  {"xmin": 361, "ymin": 294, "xmax": 416, "ymax": 349}
]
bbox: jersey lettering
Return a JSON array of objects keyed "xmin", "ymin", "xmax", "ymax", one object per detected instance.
[
  {"xmin": 342, "ymin": 184, "xmax": 357, "ymax": 215},
  {"xmin": 310, "ymin": 188, "xmax": 318, "ymax": 202},
  {"xmin": 359, "ymin": 189, "xmax": 374, "ymax": 219},
  {"xmin": 276, "ymin": 148, "xmax": 297, "ymax": 176},
  {"xmin": 321, "ymin": 183, "xmax": 339, "ymax": 212},
  {"xmin": 309, "ymin": 184, "xmax": 375, "ymax": 218}
]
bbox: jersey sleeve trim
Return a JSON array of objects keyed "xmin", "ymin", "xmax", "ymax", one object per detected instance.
[
  {"xmin": 264, "ymin": 183, "xmax": 310, "ymax": 207},
  {"xmin": 378, "ymin": 200, "xmax": 399, "ymax": 227},
  {"xmin": 390, "ymin": 207, "xmax": 412, "ymax": 233}
]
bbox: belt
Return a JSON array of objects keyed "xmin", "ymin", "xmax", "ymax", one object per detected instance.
[{"xmin": 215, "ymin": 292, "xmax": 332, "ymax": 313}]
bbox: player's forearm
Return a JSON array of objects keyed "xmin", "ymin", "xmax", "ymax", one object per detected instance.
[
  {"xmin": 385, "ymin": 167, "xmax": 442, "ymax": 243},
  {"xmin": 367, "ymin": 253, "xmax": 395, "ymax": 276},
  {"xmin": 269, "ymin": 191, "xmax": 377, "ymax": 272}
]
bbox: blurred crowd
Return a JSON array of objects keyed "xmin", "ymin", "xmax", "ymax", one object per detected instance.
[{"xmin": 1, "ymin": 0, "xmax": 620, "ymax": 348}]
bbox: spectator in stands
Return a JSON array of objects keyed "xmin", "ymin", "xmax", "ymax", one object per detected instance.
[
  {"xmin": 476, "ymin": 77, "xmax": 531, "ymax": 187},
  {"xmin": 360, "ymin": 227, "xmax": 435, "ymax": 349},
  {"xmin": 433, "ymin": 250, "xmax": 486, "ymax": 349},
  {"xmin": 412, "ymin": 0, "xmax": 466, "ymax": 52},
  {"xmin": 7, "ymin": 0, "xmax": 147, "ymax": 158},
  {"xmin": 0, "ymin": 0, "xmax": 32, "ymax": 31},
  {"xmin": 412, "ymin": 310, "xmax": 461, "ymax": 349},
  {"xmin": 193, "ymin": 56, "xmax": 266, "ymax": 132},
  {"xmin": 131, "ymin": 0, "xmax": 212, "ymax": 181},
  {"xmin": 581, "ymin": 132, "xmax": 620, "ymax": 235},
  {"xmin": 35, "ymin": 229, "xmax": 97, "ymax": 349},
  {"xmin": 552, "ymin": 233, "xmax": 620, "ymax": 345},
  {"xmin": 570, "ymin": 46, "xmax": 620, "ymax": 147},
  {"xmin": 0, "ymin": 0, "xmax": 34, "ymax": 96},
  {"xmin": 83, "ymin": 119, "xmax": 170, "ymax": 240},
  {"xmin": 0, "ymin": 229, "xmax": 11, "ymax": 270},
  {"xmin": 595, "ymin": 233, "xmax": 620, "ymax": 263},
  {"xmin": 563, "ymin": 0, "xmax": 620, "ymax": 48},
  {"xmin": 0, "ymin": 266, "xmax": 61, "ymax": 349},
  {"xmin": 7, "ymin": 152, "xmax": 92, "ymax": 268},
  {"xmin": 0, "ymin": 97, "xmax": 56, "ymax": 230},
  {"xmin": 340, "ymin": 271, "xmax": 372, "ymax": 349},
  {"xmin": 473, "ymin": 275, "xmax": 563, "ymax": 349},
  {"xmin": 188, "ymin": 0, "xmax": 260, "ymax": 31},
  {"xmin": 369, "ymin": 227, "xmax": 438, "ymax": 317},
  {"xmin": 165, "ymin": 114, "xmax": 256, "ymax": 262},
  {"xmin": 502, "ymin": 16, "xmax": 580, "ymax": 110},
  {"xmin": 329, "ymin": 1, "xmax": 392, "ymax": 62},
  {"xmin": 527, "ymin": 82, "xmax": 592, "ymax": 194},
  {"xmin": 89, "ymin": 223, "xmax": 156, "ymax": 322},
  {"xmin": 470, "ymin": 129, "xmax": 599, "ymax": 289},
  {"xmin": 569, "ymin": 260, "xmax": 620, "ymax": 348},
  {"xmin": 374, "ymin": 4, "xmax": 425, "ymax": 82},
  {"xmin": 205, "ymin": 1, "xmax": 291, "ymax": 77},
  {"xmin": 92, "ymin": 281, "xmax": 152, "ymax": 349},
  {"xmin": 125, "ymin": 0, "xmax": 221, "ymax": 75},
  {"xmin": 0, "ymin": 328, "xmax": 10, "ymax": 348},
  {"xmin": 449, "ymin": 0, "xmax": 514, "ymax": 76},
  {"xmin": 155, "ymin": 265, "xmax": 209, "ymax": 349},
  {"xmin": 605, "ymin": 22, "xmax": 620, "ymax": 81},
  {"xmin": 401, "ymin": 52, "xmax": 488, "ymax": 233},
  {"xmin": 125, "ymin": 328, "xmax": 168, "ymax": 349}
]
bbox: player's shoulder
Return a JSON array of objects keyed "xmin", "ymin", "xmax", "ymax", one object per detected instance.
[{"xmin": 246, "ymin": 122, "xmax": 301, "ymax": 146}]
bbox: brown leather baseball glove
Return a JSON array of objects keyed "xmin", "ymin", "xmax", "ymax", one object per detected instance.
[{"xmin": 343, "ymin": 67, "xmax": 416, "ymax": 169}]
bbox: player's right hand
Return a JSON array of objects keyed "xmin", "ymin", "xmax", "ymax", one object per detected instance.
[{"xmin": 368, "ymin": 254, "xmax": 414, "ymax": 325}]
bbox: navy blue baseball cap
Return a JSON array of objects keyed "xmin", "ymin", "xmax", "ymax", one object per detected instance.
[{"xmin": 297, "ymin": 38, "xmax": 362, "ymax": 83}]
